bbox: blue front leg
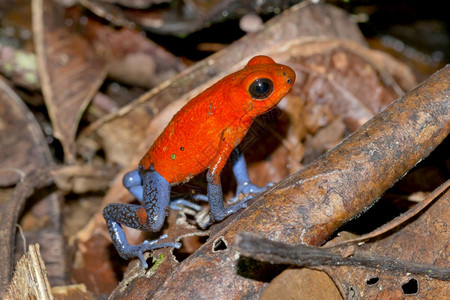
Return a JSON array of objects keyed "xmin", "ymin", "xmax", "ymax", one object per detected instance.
[
  {"xmin": 103, "ymin": 167, "xmax": 180, "ymax": 268},
  {"xmin": 206, "ymin": 173, "xmax": 249, "ymax": 222},
  {"xmin": 202, "ymin": 149, "xmax": 272, "ymax": 226},
  {"xmin": 231, "ymin": 149, "xmax": 272, "ymax": 199}
]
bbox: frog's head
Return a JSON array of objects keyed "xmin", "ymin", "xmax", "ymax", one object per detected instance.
[{"xmin": 234, "ymin": 55, "xmax": 296, "ymax": 117}]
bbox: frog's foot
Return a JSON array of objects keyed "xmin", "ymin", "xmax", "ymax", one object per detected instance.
[
  {"xmin": 121, "ymin": 234, "xmax": 181, "ymax": 269},
  {"xmin": 230, "ymin": 181, "xmax": 274, "ymax": 203},
  {"xmin": 198, "ymin": 194, "xmax": 253, "ymax": 229}
]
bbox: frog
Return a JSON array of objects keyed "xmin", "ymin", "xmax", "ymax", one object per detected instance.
[{"xmin": 103, "ymin": 55, "xmax": 295, "ymax": 267}]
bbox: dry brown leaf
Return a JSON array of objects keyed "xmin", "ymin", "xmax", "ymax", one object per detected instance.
[
  {"xmin": 32, "ymin": 0, "xmax": 107, "ymax": 163},
  {"xmin": 3, "ymin": 244, "xmax": 52, "ymax": 300},
  {"xmin": 81, "ymin": 18, "xmax": 185, "ymax": 89}
]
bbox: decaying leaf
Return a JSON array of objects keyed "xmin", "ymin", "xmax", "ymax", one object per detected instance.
[{"xmin": 32, "ymin": 0, "xmax": 107, "ymax": 163}]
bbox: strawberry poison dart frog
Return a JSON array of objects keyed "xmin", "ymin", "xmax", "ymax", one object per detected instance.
[{"xmin": 103, "ymin": 56, "xmax": 295, "ymax": 267}]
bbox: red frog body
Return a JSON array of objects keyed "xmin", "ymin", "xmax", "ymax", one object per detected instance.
[
  {"xmin": 103, "ymin": 56, "xmax": 295, "ymax": 268},
  {"xmin": 141, "ymin": 55, "xmax": 295, "ymax": 184}
]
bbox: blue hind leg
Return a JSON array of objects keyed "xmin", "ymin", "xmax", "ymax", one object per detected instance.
[{"xmin": 103, "ymin": 168, "xmax": 180, "ymax": 268}]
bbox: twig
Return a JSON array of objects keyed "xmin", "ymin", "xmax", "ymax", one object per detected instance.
[{"xmin": 235, "ymin": 232, "xmax": 450, "ymax": 281}]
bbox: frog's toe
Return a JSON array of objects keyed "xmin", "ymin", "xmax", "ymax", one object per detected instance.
[
  {"xmin": 265, "ymin": 182, "xmax": 274, "ymax": 188},
  {"xmin": 237, "ymin": 182, "xmax": 270, "ymax": 195},
  {"xmin": 232, "ymin": 182, "xmax": 272, "ymax": 203},
  {"xmin": 224, "ymin": 194, "xmax": 252, "ymax": 214}
]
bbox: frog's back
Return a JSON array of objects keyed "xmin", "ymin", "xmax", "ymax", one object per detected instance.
[{"xmin": 140, "ymin": 80, "xmax": 241, "ymax": 184}]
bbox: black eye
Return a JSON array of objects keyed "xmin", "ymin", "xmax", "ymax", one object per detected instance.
[{"xmin": 249, "ymin": 78, "xmax": 273, "ymax": 99}]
